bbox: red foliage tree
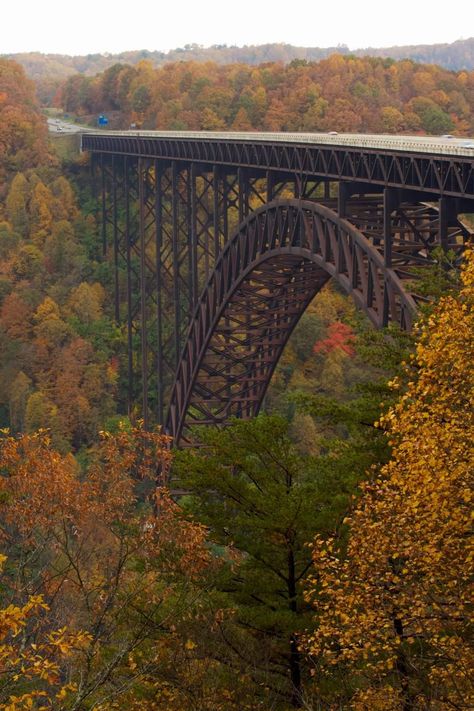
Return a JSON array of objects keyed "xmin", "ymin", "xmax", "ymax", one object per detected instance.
[{"xmin": 313, "ymin": 321, "xmax": 356, "ymax": 357}]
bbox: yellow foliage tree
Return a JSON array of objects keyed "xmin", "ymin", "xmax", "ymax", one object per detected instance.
[
  {"xmin": 66, "ymin": 282, "xmax": 105, "ymax": 324},
  {"xmin": 33, "ymin": 296, "xmax": 70, "ymax": 346},
  {"xmin": 5, "ymin": 173, "xmax": 29, "ymax": 236},
  {"xmin": 28, "ymin": 182, "xmax": 54, "ymax": 247},
  {"xmin": 305, "ymin": 251, "xmax": 474, "ymax": 709},
  {"xmin": 0, "ymin": 554, "xmax": 90, "ymax": 710},
  {"xmin": 50, "ymin": 176, "xmax": 78, "ymax": 222}
]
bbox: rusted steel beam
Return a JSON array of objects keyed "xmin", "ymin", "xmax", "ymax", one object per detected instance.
[
  {"xmin": 154, "ymin": 160, "xmax": 164, "ymax": 425},
  {"xmin": 138, "ymin": 158, "xmax": 149, "ymax": 428},
  {"xmin": 124, "ymin": 159, "xmax": 134, "ymax": 416}
]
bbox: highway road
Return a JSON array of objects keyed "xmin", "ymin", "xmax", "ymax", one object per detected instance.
[{"xmin": 47, "ymin": 117, "xmax": 92, "ymax": 135}]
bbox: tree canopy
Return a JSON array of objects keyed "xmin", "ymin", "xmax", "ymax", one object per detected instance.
[{"xmin": 305, "ymin": 251, "xmax": 474, "ymax": 709}]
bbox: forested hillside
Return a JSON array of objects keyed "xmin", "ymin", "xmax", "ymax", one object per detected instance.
[
  {"xmin": 357, "ymin": 36, "xmax": 474, "ymax": 71},
  {"xmin": 0, "ymin": 60, "xmax": 51, "ymax": 194},
  {"xmin": 56, "ymin": 54, "xmax": 474, "ymax": 135},
  {"xmin": 0, "ymin": 59, "xmax": 119, "ymax": 452},
  {"xmin": 0, "ymin": 55, "xmax": 472, "ymax": 710}
]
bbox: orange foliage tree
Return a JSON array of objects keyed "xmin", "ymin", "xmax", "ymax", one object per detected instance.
[
  {"xmin": 0, "ymin": 425, "xmax": 214, "ymax": 709},
  {"xmin": 0, "ymin": 166, "xmax": 118, "ymax": 451},
  {"xmin": 0, "ymin": 60, "xmax": 51, "ymax": 195}
]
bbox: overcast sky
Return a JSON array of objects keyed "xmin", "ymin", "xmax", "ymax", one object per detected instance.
[{"xmin": 2, "ymin": 0, "xmax": 473, "ymax": 55}]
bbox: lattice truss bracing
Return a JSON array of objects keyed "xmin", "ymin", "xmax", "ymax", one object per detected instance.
[{"xmin": 94, "ymin": 155, "xmax": 473, "ymax": 441}]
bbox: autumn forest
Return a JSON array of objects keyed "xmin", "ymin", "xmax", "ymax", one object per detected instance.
[{"xmin": 0, "ymin": 48, "xmax": 472, "ymax": 710}]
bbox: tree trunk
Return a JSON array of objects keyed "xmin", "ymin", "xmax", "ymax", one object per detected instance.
[{"xmin": 288, "ymin": 547, "xmax": 303, "ymax": 707}]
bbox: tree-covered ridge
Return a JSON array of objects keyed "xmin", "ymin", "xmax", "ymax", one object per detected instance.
[
  {"xmin": 4, "ymin": 36, "xmax": 474, "ymax": 83},
  {"xmin": 0, "ymin": 59, "xmax": 52, "ymax": 196},
  {"xmin": 0, "ymin": 167, "xmax": 122, "ymax": 452},
  {"xmin": 0, "ymin": 59, "xmax": 120, "ymax": 452},
  {"xmin": 356, "ymin": 36, "xmax": 474, "ymax": 71},
  {"xmin": 57, "ymin": 54, "xmax": 474, "ymax": 135}
]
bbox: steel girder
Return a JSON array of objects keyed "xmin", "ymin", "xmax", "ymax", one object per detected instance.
[
  {"xmin": 97, "ymin": 158, "xmax": 281, "ymax": 426},
  {"xmin": 338, "ymin": 194, "xmax": 470, "ymax": 303},
  {"xmin": 83, "ymin": 133, "xmax": 474, "ymax": 200}
]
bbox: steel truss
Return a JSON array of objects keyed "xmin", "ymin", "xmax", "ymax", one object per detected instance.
[
  {"xmin": 166, "ymin": 199, "xmax": 425, "ymax": 442},
  {"xmin": 83, "ymin": 133, "xmax": 474, "ymax": 200},
  {"xmin": 93, "ymin": 151, "xmax": 473, "ymax": 441}
]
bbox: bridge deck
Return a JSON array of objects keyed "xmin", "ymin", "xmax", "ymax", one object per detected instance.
[
  {"xmin": 82, "ymin": 131, "xmax": 474, "ymax": 201},
  {"xmin": 82, "ymin": 130, "xmax": 474, "ymax": 157}
]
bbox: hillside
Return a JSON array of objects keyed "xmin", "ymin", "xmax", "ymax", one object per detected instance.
[
  {"xmin": 4, "ymin": 37, "xmax": 474, "ymax": 85},
  {"xmin": 0, "ymin": 59, "xmax": 51, "ymax": 194},
  {"xmin": 356, "ymin": 37, "xmax": 474, "ymax": 71},
  {"xmin": 55, "ymin": 54, "xmax": 474, "ymax": 136}
]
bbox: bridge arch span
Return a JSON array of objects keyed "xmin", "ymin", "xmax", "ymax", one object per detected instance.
[{"xmin": 166, "ymin": 199, "xmax": 417, "ymax": 443}]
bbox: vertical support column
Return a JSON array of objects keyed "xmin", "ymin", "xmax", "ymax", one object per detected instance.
[
  {"xmin": 172, "ymin": 162, "xmax": 181, "ymax": 370},
  {"xmin": 324, "ymin": 181, "xmax": 330, "ymax": 200},
  {"xmin": 222, "ymin": 172, "xmax": 229, "ymax": 245},
  {"xmin": 266, "ymin": 170, "xmax": 275, "ymax": 203},
  {"xmin": 138, "ymin": 158, "xmax": 149, "ymax": 429},
  {"xmin": 101, "ymin": 154, "xmax": 107, "ymax": 256},
  {"xmin": 154, "ymin": 159, "xmax": 164, "ymax": 426},
  {"xmin": 124, "ymin": 158, "xmax": 134, "ymax": 417},
  {"xmin": 190, "ymin": 163, "xmax": 198, "ymax": 308},
  {"xmin": 238, "ymin": 167, "xmax": 248, "ymax": 223},
  {"xmin": 438, "ymin": 197, "xmax": 451, "ymax": 252},
  {"xmin": 213, "ymin": 165, "xmax": 221, "ymax": 257},
  {"xmin": 338, "ymin": 182, "xmax": 350, "ymax": 218},
  {"xmin": 384, "ymin": 189, "xmax": 395, "ymax": 269},
  {"xmin": 383, "ymin": 188, "xmax": 396, "ymax": 326},
  {"xmin": 202, "ymin": 173, "xmax": 211, "ymax": 282},
  {"xmin": 112, "ymin": 156, "xmax": 120, "ymax": 324}
]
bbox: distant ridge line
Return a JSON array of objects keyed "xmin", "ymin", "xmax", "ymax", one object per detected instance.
[{"xmin": 3, "ymin": 37, "xmax": 474, "ymax": 80}]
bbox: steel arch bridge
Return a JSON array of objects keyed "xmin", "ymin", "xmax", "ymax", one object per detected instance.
[{"xmin": 82, "ymin": 131, "xmax": 474, "ymax": 443}]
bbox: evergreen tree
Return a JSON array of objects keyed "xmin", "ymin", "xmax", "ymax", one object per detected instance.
[{"xmin": 174, "ymin": 414, "xmax": 360, "ymax": 708}]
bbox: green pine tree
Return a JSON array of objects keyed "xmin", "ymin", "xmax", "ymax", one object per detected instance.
[{"xmin": 174, "ymin": 414, "xmax": 360, "ymax": 709}]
